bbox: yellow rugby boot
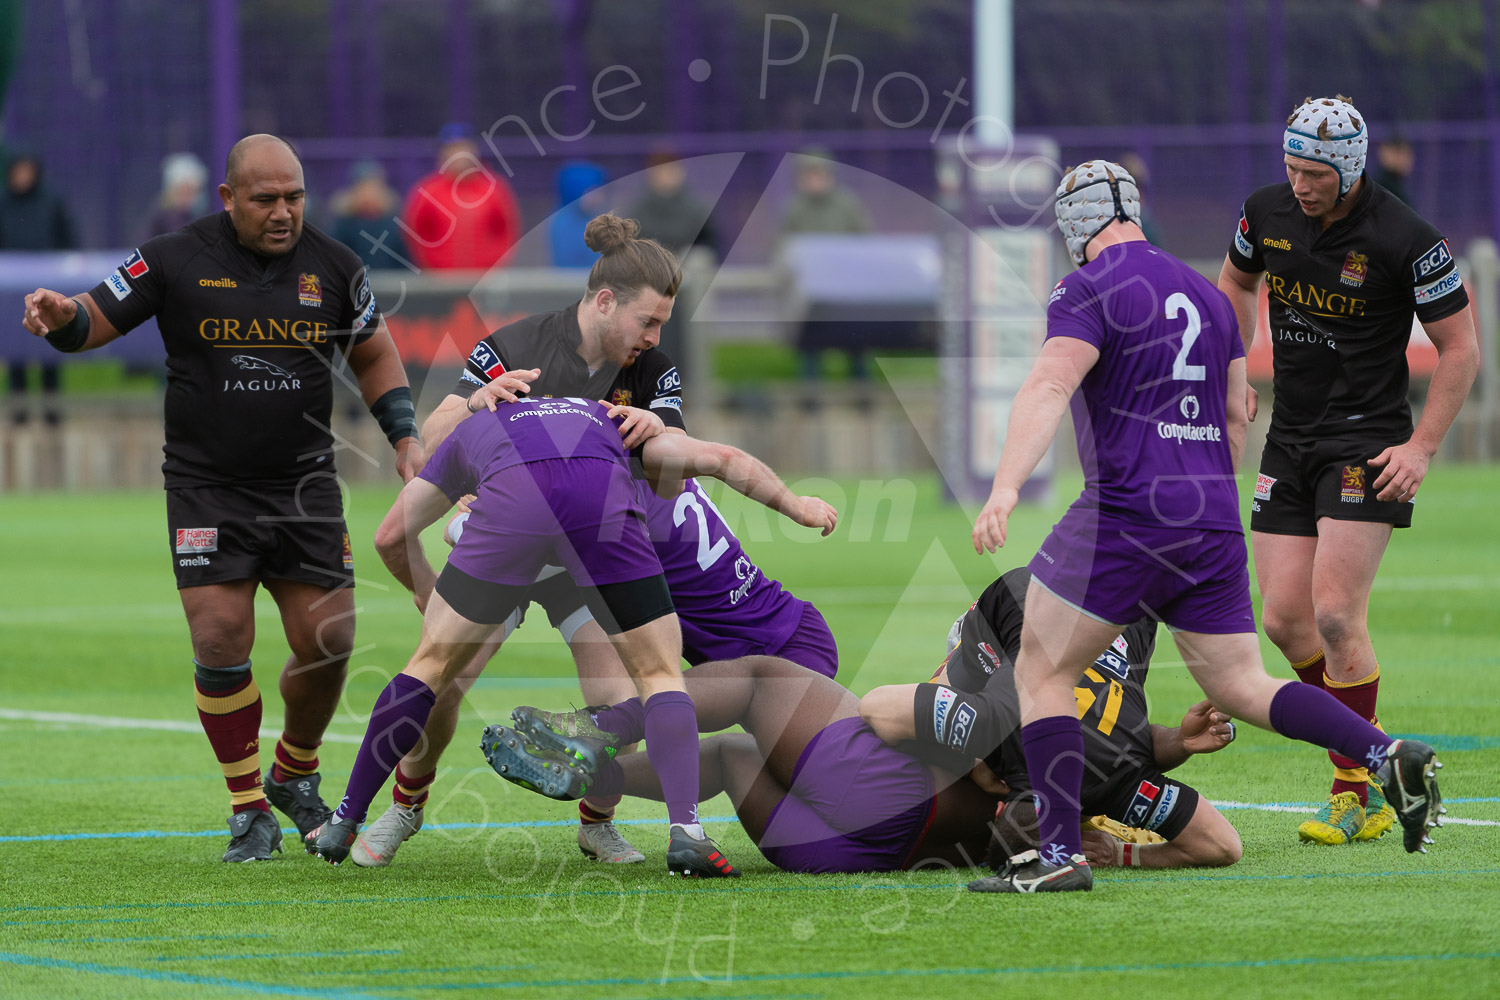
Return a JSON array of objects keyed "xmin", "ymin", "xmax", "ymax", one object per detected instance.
[
  {"xmin": 1353, "ymin": 776, "xmax": 1395, "ymax": 842},
  {"xmin": 1297, "ymin": 791, "xmax": 1366, "ymax": 845},
  {"xmin": 1082, "ymin": 814, "xmax": 1166, "ymax": 845}
]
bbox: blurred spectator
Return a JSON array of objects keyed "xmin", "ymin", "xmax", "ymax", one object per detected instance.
[
  {"xmin": 778, "ymin": 148, "xmax": 871, "ymax": 238},
  {"xmin": 1, "ymin": 150, "xmax": 75, "ymax": 426},
  {"xmin": 1375, "ymin": 135, "xmax": 1414, "ymax": 205},
  {"xmin": 549, "ymin": 161, "xmax": 608, "ymax": 268},
  {"xmin": 777, "ymin": 150, "xmax": 873, "ymax": 387},
  {"xmin": 401, "ymin": 123, "xmax": 521, "ymax": 270},
  {"xmin": 1118, "ymin": 152, "xmax": 1164, "ymax": 247},
  {"xmin": 331, "ymin": 160, "xmax": 409, "ymax": 270},
  {"xmin": 629, "ymin": 151, "xmax": 717, "ymax": 258},
  {"xmin": 145, "ymin": 152, "xmax": 209, "ymax": 237}
]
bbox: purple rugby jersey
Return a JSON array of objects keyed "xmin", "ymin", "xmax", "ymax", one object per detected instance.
[
  {"xmin": 418, "ymin": 397, "xmax": 625, "ymax": 501},
  {"xmin": 640, "ymin": 478, "xmax": 808, "ymax": 665},
  {"xmin": 1046, "ymin": 241, "xmax": 1246, "ymax": 532}
]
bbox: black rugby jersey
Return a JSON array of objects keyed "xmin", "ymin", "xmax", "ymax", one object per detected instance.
[
  {"xmin": 89, "ymin": 213, "xmax": 380, "ymax": 488},
  {"xmin": 942, "ymin": 569, "xmax": 1160, "ymax": 801},
  {"xmin": 451, "ymin": 303, "xmax": 685, "ymax": 431},
  {"xmin": 1227, "ymin": 175, "xmax": 1468, "ymax": 445}
]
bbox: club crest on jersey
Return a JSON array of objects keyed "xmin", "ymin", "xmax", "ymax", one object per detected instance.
[
  {"xmin": 342, "ymin": 532, "xmax": 354, "ymax": 570},
  {"xmin": 176, "ymin": 528, "xmax": 218, "ymax": 553},
  {"xmin": 298, "ymin": 273, "xmax": 322, "ymax": 307},
  {"xmin": 611, "ymin": 388, "xmax": 633, "ymax": 407},
  {"xmin": 471, "ymin": 342, "xmax": 506, "ymax": 380},
  {"xmin": 123, "ymin": 249, "xmax": 149, "ymax": 279},
  {"xmin": 1341, "ymin": 465, "xmax": 1366, "ymax": 503},
  {"xmin": 1125, "ymin": 779, "xmax": 1160, "ymax": 827},
  {"xmin": 1254, "ymin": 473, "xmax": 1277, "ymax": 500},
  {"xmin": 1340, "ymin": 251, "xmax": 1368, "ymax": 288}
]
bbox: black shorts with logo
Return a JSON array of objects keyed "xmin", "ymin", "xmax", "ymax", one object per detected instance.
[
  {"xmin": 1090, "ymin": 768, "xmax": 1200, "ymax": 842},
  {"xmin": 1250, "ymin": 437, "xmax": 1414, "ymax": 537},
  {"xmin": 165, "ymin": 475, "xmax": 352, "ymax": 589}
]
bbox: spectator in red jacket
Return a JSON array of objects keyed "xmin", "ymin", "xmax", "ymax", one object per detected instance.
[{"xmin": 401, "ymin": 123, "xmax": 522, "ymax": 270}]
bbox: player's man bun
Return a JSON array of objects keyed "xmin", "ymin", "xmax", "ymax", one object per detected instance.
[
  {"xmin": 583, "ymin": 212, "xmax": 682, "ymax": 301},
  {"xmin": 583, "ymin": 213, "xmax": 639, "ymax": 255}
]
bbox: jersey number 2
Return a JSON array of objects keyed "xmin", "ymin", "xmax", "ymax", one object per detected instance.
[
  {"xmin": 673, "ymin": 485, "xmax": 731, "ymax": 571},
  {"xmin": 1166, "ymin": 292, "xmax": 1206, "ymax": 382}
]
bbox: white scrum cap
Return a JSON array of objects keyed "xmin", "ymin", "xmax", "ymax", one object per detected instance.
[
  {"xmin": 1284, "ymin": 96, "xmax": 1367, "ymax": 197},
  {"xmin": 1054, "ymin": 160, "xmax": 1142, "ymax": 266}
]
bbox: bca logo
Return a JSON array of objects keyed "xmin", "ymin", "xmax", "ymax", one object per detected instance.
[
  {"xmin": 1414, "ymin": 239, "xmax": 1452, "ymax": 280},
  {"xmin": 657, "ymin": 367, "xmax": 681, "ymax": 395}
]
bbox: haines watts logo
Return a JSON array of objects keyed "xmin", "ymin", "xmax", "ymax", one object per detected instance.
[
  {"xmin": 298, "ymin": 273, "xmax": 322, "ymax": 307},
  {"xmin": 175, "ymin": 527, "xmax": 218, "ymax": 553},
  {"xmin": 225, "ymin": 355, "xmax": 301, "ymax": 392}
]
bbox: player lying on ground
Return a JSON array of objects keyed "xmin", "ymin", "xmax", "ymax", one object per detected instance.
[
  {"xmin": 350, "ymin": 478, "xmax": 840, "ymax": 869},
  {"xmin": 310, "ymin": 397, "xmax": 835, "ymax": 877},
  {"xmin": 858, "ymin": 568, "xmax": 1241, "ymax": 869},
  {"xmin": 486, "ymin": 655, "xmax": 1003, "ymax": 873}
]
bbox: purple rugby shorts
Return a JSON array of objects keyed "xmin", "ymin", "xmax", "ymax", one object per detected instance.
[
  {"xmin": 1029, "ymin": 508, "xmax": 1257, "ymax": 634},
  {"xmin": 757, "ymin": 717, "xmax": 936, "ymax": 874}
]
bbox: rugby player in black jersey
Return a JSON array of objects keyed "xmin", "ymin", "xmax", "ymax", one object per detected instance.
[
  {"xmin": 22, "ymin": 135, "xmax": 424, "ymax": 862},
  {"xmin": 858, "ymin": 568, "xmax": 1243, "ymax": 872},
  {"xmin": 1217, "ymin": 97, "xmax": 1477, "ymax": 845}
]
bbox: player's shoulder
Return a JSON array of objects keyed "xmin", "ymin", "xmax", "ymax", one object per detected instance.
[
  {"xmin": 490, "ymin": 307, "xmax": 563, "ymax": 351},
  {"xmin": 1243, "ymin": 182, "xmax": 1294, "ymax": 218},
  {"xmin": 297, "ymin": 222, "xmax": 366, "ymax": 275},
  {"xmin": 630, "ymin": 347, "xmax": 682, "ymax": 395},
  {"xmin": 1364, "ymin": 185, "xmax": 1447, "ymax": 260},
  {"xmin": 140, "ymin": 213, "xmax": 222, "ymax": 268},
  {"xmin": 976, "ymin": 568, "xmax": 1030, "ymax": 621}
]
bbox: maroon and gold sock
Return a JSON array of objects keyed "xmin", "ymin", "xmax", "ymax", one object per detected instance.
[
  {"xmin": 392, "ymin": 764, "xmax": 435, "ymax": 810},
  {"xmin": 270, "ymin": 734, "xmax": 319, "ymax": 785},
  {"xmin": 1289, "ymin": 649, "xmax": 1327, "ymax": 688},
  {"xmin": 194, "ymin": 660, "xmax": 268, "ymax": 815},
  {"xmin": 580, "ymin": 799, "xmax": 617, "ymax": 825},
  {"xmin": 1325, "ymin": 666, "xmax": 1380, "ymax": 806}
]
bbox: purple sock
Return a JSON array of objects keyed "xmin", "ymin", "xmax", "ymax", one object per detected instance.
[
  {"xmin": 1269, "ymin": 682, "xmax": 1394, "ymax": 773},
  {"xmin": 591, "ymin": 698, "xmax": 646, "ymax": 744},
  {"xmin": 1021, "ymin": 715, "xmax": 1087, "ymax": 863},
  {"xmin": 334, "ymin": 674, "xmax": 436, "ymax": 824},
  {"xmin": 642, "ymin": 690, "xmax": 700, "ymax": 827}
]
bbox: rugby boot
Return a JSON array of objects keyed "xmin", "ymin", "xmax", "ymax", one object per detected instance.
[
  {"xmin": 1352, "ymin": 776, "xmax": 1395, "ymax": 843},
  {"xmin": 579, "ymin": 821, "xmax": 646, "ymax": 864},
  {"xmin": 1374, "ymin": 739, "xmax": 1444, "ymax": 853},
  {"xmin": 510, "ymin": 705, "xmax": 621, "ymax": 771},
  {"xmin": 1082, "ymin": 815, "xmax": 1166, "ymax": 845},
  {"xmin": 481, "ymin": 725, "xmax": 592, "ymax": 800},
  {"xmin": 221, "ymin": 809, "xmax": 284, "ymax": 862},
  {"xmin": 1297, "ymin": 791, "xmax": 1366, "ymax": 846},
  {"xmin": 665, "ymin": 824, "xmax": 740, "ymax": 878},
  {"xmin": 307, "ymin": 817, "xmax": 360, "ymax": 865},
  {"xmin": 263, "ymin": 769, "xmax": 333, "ymax": 851},
  {"xmin": 350, "ymin": 803, "xmax": 424, "ymax": 868},
  {"xmin": 967, "ymin": 849, "xmax": 1093, "ymax": 893}
]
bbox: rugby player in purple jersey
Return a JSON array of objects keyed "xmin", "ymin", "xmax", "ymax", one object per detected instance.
[
  {"xmin": 308, "ymin": 397, "xmax": 835, "ymax": 877},
  {"xmin": 965, "ymin": 160, "xmax": 1444, "ymax": 893}
]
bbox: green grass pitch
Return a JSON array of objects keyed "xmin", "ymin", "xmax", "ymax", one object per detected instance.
[{"xmin": 2, "ymin": 467, "xmax": 1498, "ymax": 998}]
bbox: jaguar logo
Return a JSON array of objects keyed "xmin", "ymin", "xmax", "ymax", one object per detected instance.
[{"xmin": 230, "ymin": 355, "xmax": 294, "ymax": 379}]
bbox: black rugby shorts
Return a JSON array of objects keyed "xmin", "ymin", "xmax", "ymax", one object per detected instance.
[
  {"xmin": 1250, "ymin": 438, "xmax": 1414, "ymax": 536},
  {"xmin": 165, "ymin": 475, "xmax": 352, "ymax": 589}
]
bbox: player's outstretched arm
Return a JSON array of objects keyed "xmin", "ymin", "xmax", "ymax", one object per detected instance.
[
  {"xmin": 640, "ymin": 432, "xmax": 837, "ymax": 536},
  {"xmin": 22, "ymin": 289, "xmax": 123, "ymax": 353},
  {"xmin": 374, "ymin": 478, "xmax": 454, "ymax": 610},
  {"xmin": 421, "ymin": 369, "xmax": 542, "ymax": 452},
  {"xmin": 973, "ymin": 335, "xmax": 1097, "ymax": 553},
  {"xmin": 346, "ymin": 320, "xmax": 425, "ymax": 481}
]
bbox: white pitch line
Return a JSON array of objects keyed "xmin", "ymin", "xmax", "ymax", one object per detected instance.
[
  {"xmin": 0, "ymin": 708, "xmax": 363, "ymax": 745},
  {"xmin": 1211, "ymin": 799, "xmax": 1498, "ymax": 827}
]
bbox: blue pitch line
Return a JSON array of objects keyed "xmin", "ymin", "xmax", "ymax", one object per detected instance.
[
  {"xmin": 4, "ymin": 868, "xmax": 1500, "ymax": 925},
  {"xmin": 0, "ymin": 952, "xmax": 410, "ymax": 1000},
  {"xmin": 150, "ymin": 949, "xmax": 402, "ymax": 965},
  {"xmin": 315, "ymin": 950, "xmax": 1500, "ymax": 993},
  {"xmin": 39, "ymin": 933, "xmax": 271, "ymax": 946},
  {"xmin": 2, "ymin": 918, "xmax": 151, "ymax": 927},
  {"xmin": 303, "ymin": 965, "xmax": 534, "ymax": 978}
]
